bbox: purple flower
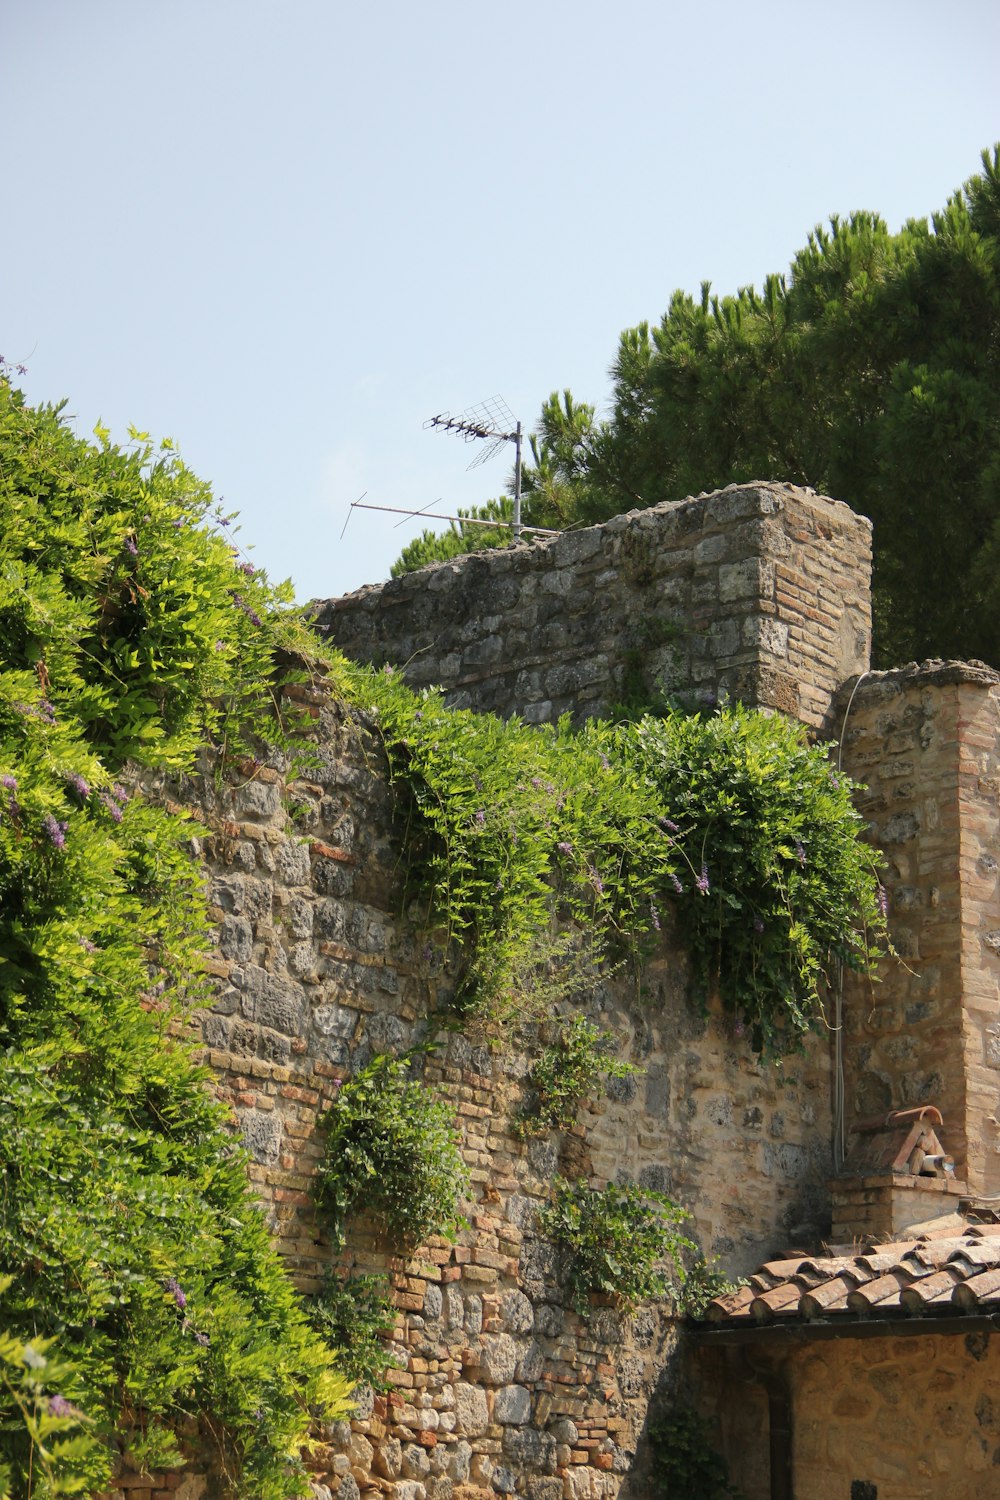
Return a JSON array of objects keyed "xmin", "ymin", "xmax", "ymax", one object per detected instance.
[
  {"xmin": 66, "ymin": 773, "xmax": 90, "ymax": 799},
  {"xmin": 530, "ymin": 777, "xmax": 543, "ymax": 791},
  {"xmin": 100, "ymin": 793, "xmax": 123, "ymax": 824},
  {"xmin": 650, "ymin": 900, "xmax": 661, "ymax": 932},
  {"xmin": 38, "ymin": 701, "xmax": 56, "ymax": 724},
  {"xmin": 47, "ymin": 1395, "xmax": 76, "ymax": 1417},
  {"xmin": 877, "ymin": 883, "xmax": 889, "ymax": 918},
  {"xmin": 669, "ymin": 872, "xmax": 684, "ymax": 895},
  {"xmin": 474, "ymin": 809, "xmax": 486, "ymax": 826},
  {"xmin": 193, "ymin": 1330, "xmax": 210, "ymax": 1347},
  {"xmin": 0, "ymin": 775, "xmax": 17, "ymax": 791},
  {"xmin": 214, "ymin": 639, "xmax": 226, "ymax": 652},
  {"xmin": 165, "ymin": 1277, "xmax": 187, "ymax": 1310},
  {"xmin": 795, "ymin": 840, "xmax": 807, "ymax": 868},
  {"xmin": 598, "ymin": 753, "xmax": 610, "ymax": 770},
  {"xmin": 588, "ymin": 864, "xmax": 604, "ymax": 895},
  {"xmin": 695, "ymin": 864, "xmax": 710, "ymax": 896},
  {"xmin": 172, "ymin": 517, "xmax": 185, "ymax": 530},
  {"xmin": 125, "ymin": 537, "xmax": 138, "ymax": 557},
  {"xmin": 239, "ymin": 561, "xmax": 255, "ymax": 576},
  {"xmin": 43, "ymin": 814, "xmax": 68, "ymax": 850},
  {"xmin": 111, "ymin": 784, "xmax": 129, "ymax": 805},
  {"xmin": 557, "ymin": 841, "xmax": 573, "ymax": 856},
  {"xmin": 79, "ymin": 937, "xmax": 98, "ymax": 954},
  {"xmin": 662, "ymin": 819, "xmax": 679, "ymax": 835}
]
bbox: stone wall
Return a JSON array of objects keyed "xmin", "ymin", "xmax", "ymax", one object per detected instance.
[
  {"xmin": 314, "ymin": 484, "xmax": 871, "ymax": 732},
  {"xmin": 697, "ymin": 1329, "xmax": 1000, "ymax": 1500},
  {"xmin": 113, "ymin": 680, "xmax": 831, "ymax": 1500},
  {"xmin": 836, "ymin": 662, "xmax": 1000, "ymax": 1196}
]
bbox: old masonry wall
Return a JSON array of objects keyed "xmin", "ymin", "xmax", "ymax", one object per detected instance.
[
  {"xmin": 104, "ymin": 482, "xmax": 879, "ymax": 1500},
  {"xmin": 107, "ymin": 681, "xmax": 833, "ymax": 1500}
]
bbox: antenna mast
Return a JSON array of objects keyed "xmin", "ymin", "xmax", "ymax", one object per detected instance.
[{"xmin": 424, "ymin": 395, "xmax": 524, "ymax": 539}]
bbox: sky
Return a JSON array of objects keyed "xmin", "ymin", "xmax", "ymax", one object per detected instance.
[{"xmin": 4, "ymin": 0, "xmax": 999, "ymax": 603}]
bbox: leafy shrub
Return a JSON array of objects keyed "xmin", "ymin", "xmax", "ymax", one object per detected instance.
[
  {"xmin": 0, "ymin": 1276, "xmax": 106, "ymax": 1498},
  {"xmin": 648, "ymin": 1405, "xmax": 739, "ymax": 1499},
  {"xmin": 516, "ymin": 1014, "xmax": 636, "ymax": 1136},
  {"xmin": 679, "ymin": 1258, "xmax": 745, "ymax": 1319},
  {"xmin": 0, "ymin": 375, "xmax": 352, "ymax": 1496},
  {"xmin": 538, "ymin": 1178, "xmax": 693, "ymax": 1315},
  {"xmin": 316, "ymin": 1054, "xmax": 469, "ymax": 1250},
  {"xmin": 307, "ymin": 1273, "xmax": 397, "ymax": 1391}
]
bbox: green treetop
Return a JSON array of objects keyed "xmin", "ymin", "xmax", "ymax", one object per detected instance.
[{"xmin": 393, "ymin": 146, "xmax": 1000, "ymax": 669}]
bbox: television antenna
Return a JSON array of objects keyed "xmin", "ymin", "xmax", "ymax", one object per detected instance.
[
  {"xmin": 424, "ymin": 395, "xmax": 525, "ymax": 538},
  {"xmin": 341, "ymin": 395, "xmax": 560, "ymax": 545}
]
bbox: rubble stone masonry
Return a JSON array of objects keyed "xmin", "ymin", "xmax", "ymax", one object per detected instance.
[
  {"xmin": 109, "ymin": 686, "xmax": 831, "ymax": 1500},
  {"xmin": 314, "ymin": 483, "xmax": 871, "ymax": 731}
]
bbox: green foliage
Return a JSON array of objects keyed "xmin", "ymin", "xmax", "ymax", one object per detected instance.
[
  {"xmin": 0, "ymin": 1277, "xmax": 106, "ymax": 1499},
  {"xmin": 538, "ymin": 1179, "xmax": 693, "ymax": 1316},
  {"xmin": 307, "ymin": 1273, "xmax": 397, "ymax": 1392},
  {"xmin": 619, "ymin": 706, "xmax": 883, "ymax": 1052},
  {"xmin": 0, "ymin": 372, "xmax": 318, "ymax": 770},
  {"xmin": 390, "ymin": 497, "xmax": 514, "ymax": 577},
  {"xmin": 516, "ymin": 1014, "xmax": 636, "ymax": 1137},
  {"xmin": 355, "ymin": 666, "xmax": 886, "ymax": 1053},
  {"xmin": 316, "ymin": 1054, "xmax": 469, "ymax": 1251},
  {"xmin": 393, "ymin": 148, "xmax": 1000, "ymax": 667},
  {"xmin": 678, "ymin": 1258, "xmax": 744, "ymax": 1320},
  {"xmin": 0, "ymin": 376, "xmax": 352, "ymax": 1496},
  {"xmin": 648, "ymin": 1405, "xmax": 739, "ymax": 1499}
]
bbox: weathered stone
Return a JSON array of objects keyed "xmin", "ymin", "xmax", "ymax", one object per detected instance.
[
  {"xmin": 494, "ymin": 1385, "xmax": 531, "ymax": 1425},
  {"xmin": 479, "ymin": 1334, "xmax": 518, "ymax": 1385},
  {"xmin": 454, "ymin": 1384, "xmax": 489, "ymax": 1438}
]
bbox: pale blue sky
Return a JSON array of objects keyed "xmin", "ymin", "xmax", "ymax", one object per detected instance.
[{"xmin": 4, "ymin": 1, "xmax": 999, "ymax": 601}]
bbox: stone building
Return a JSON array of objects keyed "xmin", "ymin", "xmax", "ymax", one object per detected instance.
[{"xmin": 112, "ymin": 484, "xmax": 1000, "ymax": 1500}]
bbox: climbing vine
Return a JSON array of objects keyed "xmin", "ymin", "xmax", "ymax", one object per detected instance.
[
  {"xmin": 0, "ymin": 374, "xmax": 350, "ymax": 1496},
  {"xmin": 353, "ymin": 668, "xmax": 887, "ymax": 1054}
]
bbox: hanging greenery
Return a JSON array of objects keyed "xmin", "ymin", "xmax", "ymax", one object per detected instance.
[{"xmin": 352, "ymin": 666, "xmax": 886, "ymax": 1055}]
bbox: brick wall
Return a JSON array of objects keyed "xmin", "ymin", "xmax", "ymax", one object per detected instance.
[
  {"xmin": 314, "ymin": 484, "xmax": 871, "ymax": 732},
  {"xmin": 836, "ymin": 662, "xmax": 1000, "ymax": 1196}
]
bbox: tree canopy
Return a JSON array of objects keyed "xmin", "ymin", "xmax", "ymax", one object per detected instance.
[{"xmin": 394, "ymin": 147, "xmax": 1000, "ymax": 669}]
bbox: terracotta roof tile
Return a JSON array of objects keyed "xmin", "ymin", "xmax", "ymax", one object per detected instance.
[{"xmin": 705, "ymin": 1221, "xmax": 1000, "ymax": 1327}]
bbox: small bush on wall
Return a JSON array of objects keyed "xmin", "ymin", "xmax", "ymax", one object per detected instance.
[
  {"xmin": 538, "ymin": 1178, "xmax": 694, "ymax": 1315},
  {"xmin": 316, "ymin": 1053, "xmax": 469, "ymax": 1250}
]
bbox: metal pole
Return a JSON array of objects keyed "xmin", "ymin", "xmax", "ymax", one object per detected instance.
[{"xmin": 513, "ymin": 421, "xmax": 522, "ymax": 540}]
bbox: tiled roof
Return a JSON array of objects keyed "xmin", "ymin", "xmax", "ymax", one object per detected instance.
[{"xmin": 706, "ymin": 1218, "xmax": 1000, "ymax": 1326}]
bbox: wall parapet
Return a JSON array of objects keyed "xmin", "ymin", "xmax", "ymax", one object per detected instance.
[{"xmin": 314, "ymin": 483, "xmax": 872, "ymax": 730}]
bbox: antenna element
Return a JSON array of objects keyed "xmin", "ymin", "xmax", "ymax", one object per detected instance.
[{"xmin": 424, "ymin": 395, "xmax": 524, "ymax": 539}]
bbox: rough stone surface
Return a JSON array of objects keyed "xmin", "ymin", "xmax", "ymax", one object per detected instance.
[
  {"xmin": 102, "ymin": 498, "xmax": 1000, "ymax": 1500},
  {"xmin": 313, "ymin": 483, "xmax": 872, "ymax": 732}
]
